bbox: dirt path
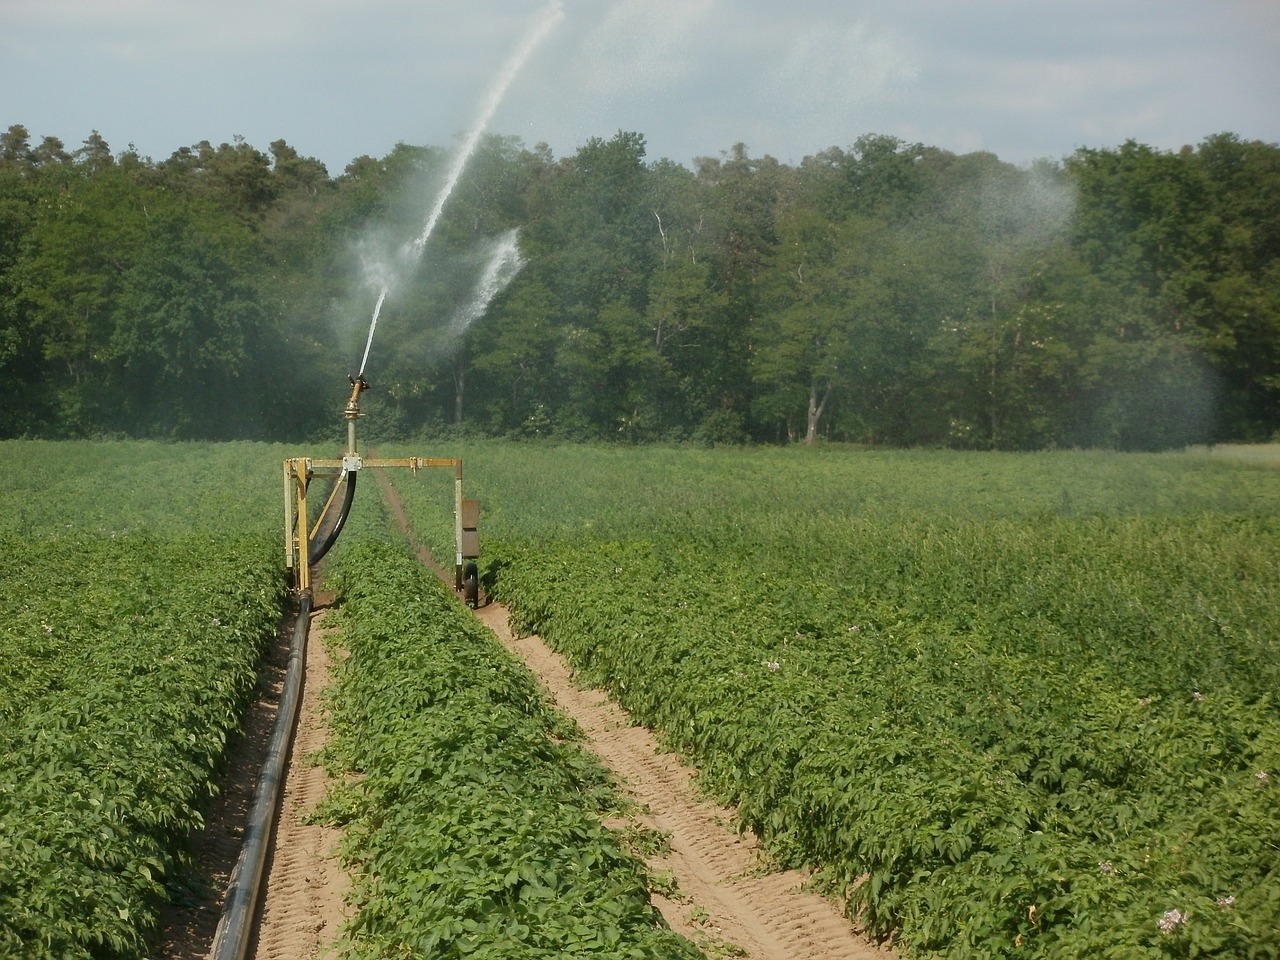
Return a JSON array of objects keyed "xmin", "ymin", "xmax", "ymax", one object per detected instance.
[{"xmin": 248, "ymin": 601, "xmax": 349, "ymax": 960}]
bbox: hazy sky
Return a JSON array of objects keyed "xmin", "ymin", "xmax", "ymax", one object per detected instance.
[{"xmin": 4, "ymin": 0, "xmax": 1278, "ymax": 173}]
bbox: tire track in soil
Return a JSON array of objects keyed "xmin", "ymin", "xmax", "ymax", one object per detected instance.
[
  {"xmin": 477, "ymin": 606, "xmax": 892, "ymax": 960},
  {"xmin": 379, "ymin": 470, "xmax": 894, "ymax": 960}
]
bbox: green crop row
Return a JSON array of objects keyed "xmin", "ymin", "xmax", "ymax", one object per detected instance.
[
  {"xmin": 1, "ymin": 441, "xmax": 296, "ymax": 956},
  {"xmin": 379, "ymin": 443, "xmax": 1280, "ymax": 958},
  {"xmin": 0, "ymin": 530, "xmax": 287, "ymax": 959},
  {"xmin": 316, "ymin": 538, "xmax": 702, "ymax": 959}
]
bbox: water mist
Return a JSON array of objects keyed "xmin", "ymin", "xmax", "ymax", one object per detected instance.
[
  {"xmin": 450, "ymin": 229, "xmax": 525, "ymax": 339},
  {"xmin": 356, "ymin": 0, "xmax": 564, "ymax": 377}
]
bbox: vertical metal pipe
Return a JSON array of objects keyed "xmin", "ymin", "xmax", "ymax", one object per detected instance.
[
  {"xmin": 295, "ymin": 464, "xmax": 311, "ymax": 595},
  {"xmin": 283, "ymin": 461, "xmax": 295, "ymax": 570},
  {"xmin": 343, "ymin": 375, "xmax": 367, "ymax": 458},
  {"xmin": 454, "ymin": 460, "xmax": 464, "ymax": 588}
]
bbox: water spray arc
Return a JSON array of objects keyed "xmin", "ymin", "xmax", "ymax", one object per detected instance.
[
  {"xmin": 214, "ymin": 10, "xmax": 562, "ymax": 959},
  {"xmin": 450, "ymin": 229, "xmax": 525, "ymax": 337},
  {"xmin": 357, "ymin": 290, "xmax": 387, "ymax": 381},
  {"xmin": 357, "ymin": 0, "xmax": 563, "ymax": 378}
]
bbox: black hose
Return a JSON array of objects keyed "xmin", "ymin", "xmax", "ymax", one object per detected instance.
[
  {"xmin": 308, "ymin": 468, "xmax": 357, "ymax": 565},
  {"xmin": 209, "ymin": 591, "xmax": 313, "ymax": 960}
]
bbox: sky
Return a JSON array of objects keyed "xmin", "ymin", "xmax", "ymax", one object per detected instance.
[{"xmin": 3, "ymin": 0, "xmax": 1278, "ymax": 174}]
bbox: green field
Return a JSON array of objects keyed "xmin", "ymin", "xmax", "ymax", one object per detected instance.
[
  {"xmin": 0, "ymin": 441, "xmax": 289, "ymax": 958},
  {"xmin": 317, "ymin": 537, "xmax": 702, "ymax": 959},
  {"xmin": 3, "ymin": 439, "xmax": 1278, "ymax": 958},
  {"xmin": 0, "ymin": 440, "xmax": 704, "ymax": 959},
  {"xmin": 384, "ymin": 441, "xmax": 1280, "ymax": 958}
]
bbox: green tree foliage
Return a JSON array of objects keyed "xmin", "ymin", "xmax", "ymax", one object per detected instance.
[
  {"xmin": 0, "ymin": 122, "xmax": 1277, "ymax": 448},
  {"xmin": 9, "ymin": 143, "xmax": 269, "ymax": 437}
]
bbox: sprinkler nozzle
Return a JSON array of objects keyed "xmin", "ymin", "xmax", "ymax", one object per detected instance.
[{"xmin": 344, "ymin": 374, "xmax": 370, "ymax": 420}]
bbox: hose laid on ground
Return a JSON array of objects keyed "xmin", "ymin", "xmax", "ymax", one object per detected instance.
[{"xmin": 209, "ymin": 590, "xmax": 313, "ymax": 960}]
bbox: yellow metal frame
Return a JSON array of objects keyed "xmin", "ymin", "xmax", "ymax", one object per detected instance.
[{"xmin": 282, "ymin": 375, "xmax": 473, "ymax": 597}]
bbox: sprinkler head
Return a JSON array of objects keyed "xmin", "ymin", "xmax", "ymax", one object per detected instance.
[{"xmin": 344, "ymin": 374, "xmax": 370, "ymax": 420}]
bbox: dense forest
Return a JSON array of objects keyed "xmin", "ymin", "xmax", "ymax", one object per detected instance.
[{"xmin": 1, "ymin": 123, "xmax": 1277, "ymax": 449}]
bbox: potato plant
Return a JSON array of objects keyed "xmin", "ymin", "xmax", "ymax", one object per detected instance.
[{"xmin": 0, "ymin": 533, "xmax": 285, "ymax": 958}]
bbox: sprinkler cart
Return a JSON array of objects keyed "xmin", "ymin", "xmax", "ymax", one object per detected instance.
[{"xmin": 282, "ymin": 374, "xmax": 479, "ymax": 601}]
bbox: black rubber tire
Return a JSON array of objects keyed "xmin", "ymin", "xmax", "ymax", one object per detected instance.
[{"xmin": 463, "ymin": 561, "xmax": 479, "ymax": 608}]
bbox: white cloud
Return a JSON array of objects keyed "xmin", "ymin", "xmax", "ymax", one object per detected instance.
[{"xmin": 769, "ymin": 19, "xmax": 916, "ymax": 101}]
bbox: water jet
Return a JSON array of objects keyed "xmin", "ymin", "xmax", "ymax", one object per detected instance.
[{"xmin": 356, "ymin": 0, "xmax": 563, "ymax": 377}]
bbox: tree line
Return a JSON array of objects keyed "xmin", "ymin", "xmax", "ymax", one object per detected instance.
[{"xmin": 1, "ymin": 123, "xmax": 1277, "ymax": 449}]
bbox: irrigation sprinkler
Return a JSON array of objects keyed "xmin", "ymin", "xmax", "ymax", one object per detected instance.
[{"xmin": 282, "ymin": 374, "xmax": 479, "ymax": 599}]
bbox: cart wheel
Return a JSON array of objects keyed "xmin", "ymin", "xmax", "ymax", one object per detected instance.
[{"xmin": 463, "ymin": 562, "xmax": 479, "ymax": 608}]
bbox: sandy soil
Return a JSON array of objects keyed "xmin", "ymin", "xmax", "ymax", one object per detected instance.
[{"xmin": 247, "ymin": 601, "xmax": 349, "ymax": 960}]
